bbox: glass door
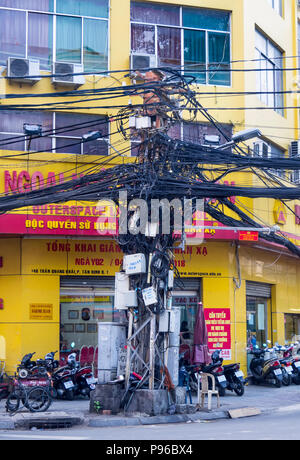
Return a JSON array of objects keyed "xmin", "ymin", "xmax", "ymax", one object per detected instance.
[
  {"xmin": 246, "ymin": 296, "xmax": 268, "ymax": 349},
  {"xmin": 60, "ymin": 287, "xmax": 116, "ymax": 352}
]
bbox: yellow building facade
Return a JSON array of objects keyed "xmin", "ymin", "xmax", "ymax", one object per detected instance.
[{"xmin": 0, "ymin": 0, "xmax": 299, "ymax": 375}]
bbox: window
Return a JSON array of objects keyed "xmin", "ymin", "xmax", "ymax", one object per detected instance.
[
  {"xmin": 131, "ymin": 2, "xmax": 231, "ymax": 86},
  {"xmin": 131, "ymin": 121, "xmax": 232, "ymax": 156},
  {"xmin": 267, "ymin": 0, "xmax": 283, "ymax": 16},
  {"xmin": 253, "ymin": 139, "xmax": 285, "ymax": 178},
  {"xmin": 0, "ymin": 0, "xmax": 109, "ymax": 72},
  {"xmin": 0, "ymin": 111, "xmax": 110, "ymax": 155},
  {"xmin": 255, "ymin": 30, "xmax": 284, "ymax": 115}
]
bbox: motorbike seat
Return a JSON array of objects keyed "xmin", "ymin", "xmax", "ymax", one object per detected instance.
[{"xmin": 223, "ymin": 364, "xmax": 238, "ymax": 370}]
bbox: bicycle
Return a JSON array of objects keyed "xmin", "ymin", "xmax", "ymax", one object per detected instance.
[{"xmin": 5, "ymin": 376, "xmax": 52, "ymax": 414}]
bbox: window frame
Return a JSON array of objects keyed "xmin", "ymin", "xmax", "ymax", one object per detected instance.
[
  {"xmin": 0, "ymin": 111, "xmax": 110, "ymax": 156},
  {"xmin": 0, "ymin": 1, "xmax": 110, "ymax": 73},
  {"xmin": 130, "ymin": 4, "xmax": 232, "ymax": 87},
  {"xmin": 267, "ymin": 0, "xmax": 283, "ymax": 17},
  {"xmin": 255, "ymin": 29, "xmax": 284, "ymax": 116}
]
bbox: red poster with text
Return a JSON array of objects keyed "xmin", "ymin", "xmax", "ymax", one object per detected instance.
[{"xmin": 204, "ymin": 308, "xmax": 231, "ymax": 360}]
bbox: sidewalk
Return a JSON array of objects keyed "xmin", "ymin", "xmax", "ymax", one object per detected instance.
[{"xmin": 2, "ymin": 383, "xmax": 300, "ymax": 430}]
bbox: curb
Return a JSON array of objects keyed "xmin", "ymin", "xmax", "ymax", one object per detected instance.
[
  {"xmin": 1, "ymin": 404, "xmax": 289, "ymax": 431},
  {"xmin": 88, "ymin": 410, "xmax": 229, "ymax": 428}
]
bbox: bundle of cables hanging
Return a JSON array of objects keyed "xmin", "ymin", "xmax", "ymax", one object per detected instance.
[{"xmin": 150, "ymin": 249, "xmax": 171, "ymax": 280}]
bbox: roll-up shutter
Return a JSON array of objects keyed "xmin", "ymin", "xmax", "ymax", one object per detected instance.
[
  {"xmin": 174, "ymin": 277, "xmax": 201, "ymax": 292},
  {"xmin": 60, "ymin": 276, "xmax": 115, "ymax": 295},
  {"xmin": 246, "ymin": 281, "xmax": 271, "ymax": 298}
]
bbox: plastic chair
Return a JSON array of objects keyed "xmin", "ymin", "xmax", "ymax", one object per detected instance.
[
  {"xmin": 87, "ymin": 346, "xmax": 94, "ymax": 365},
  {"xmin": 79, "ymin": 346, "xmax": 89, "ymax": 367},
  {"xmin": 197, "ymin": 373, "xmax": 220, "ymax": 411},
  {"xmin": 0, "ymin": 360, "xmax": 5, "ymax": 380}
]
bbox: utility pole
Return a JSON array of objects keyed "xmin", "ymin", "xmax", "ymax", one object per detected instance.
[{"xmin": 115, "ymin": 68, "xmax": 185, "ymax": 408}]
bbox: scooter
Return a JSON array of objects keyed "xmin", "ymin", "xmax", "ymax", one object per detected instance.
[
  {"xmin": 282, "ymin": 344, "xmax": 300, "ymax": 384},
  {"xmin": 212, "ymin": 350, "xmax": 245, "ymax": 396},
  {"xmin": 67, "ymin": 353, "xmax": 97, "ymax": 399},
  {"xmin": 273, "ymin": 345, "xmax": 293, "ymax": 386},
  {"xmin": 17, "ymin": 352, "xmax": 48, "ymax": 379},
  {"xmin": 248, "ymin": 346, "xmax": 283, "ymax": 387},
  {"xmin": 199, "ymin": 351, "xmax": 228, "ymax": 396},
  {"xmin": 51, "ymin": 356, "xmax": 76, "ymax": 400}
]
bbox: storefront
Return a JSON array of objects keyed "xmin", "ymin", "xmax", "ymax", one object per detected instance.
[{"xmin": 1, "ymin": 224, "xmax": 300, "ymax": 375}]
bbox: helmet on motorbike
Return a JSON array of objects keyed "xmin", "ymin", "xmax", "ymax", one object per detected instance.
[{"xmin": 67, "ymin": 353, "xmax": 77, "ymax": 366}]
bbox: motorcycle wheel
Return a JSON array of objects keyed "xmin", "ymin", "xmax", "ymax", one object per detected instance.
[
  {"xmin": 6, "ymin": 392, "xmax": 20, "ymax": 413},
  {"xmin": 218, "ymin": 385, "xmax": 226, "ymax": 397},
  {"xmin": 189, "ymin": 378, "xmax": 198, "ymax": 395},
  {"xmin": 274, "ymin": 376, "xmax": 282, "ymax": 388},
  {"xmin": 292, "ymin": 374, "xmax": 300, "ymax": 385},
  {"xmin": 282, "ymin": 369, "xmax": 292, "ymax": 386},
  {"xmin": 27, "ymin": 387, "xmax": 52, "ymax": 412},
  {"xmin": 65, "ymin": 388, "xmax": 75, "ymax": 401},
  {"xmin": 233, "ymin": 378, "xmax": 245, "ymax": 396}
]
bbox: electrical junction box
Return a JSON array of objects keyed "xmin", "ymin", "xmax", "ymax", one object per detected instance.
[
  {"xmin": 124, "ymin": 253, "xmax": 146, "ymax": 275},
  {"xmin": 168, "ymin": 270, "xmax": 174, "ymax": 289},
  {"xmin": 129, "ymin": 115, "xmax": 152, "ymax": 130},
  {"xmin": 142, "ymin": 286, "xmax": 157, "ymax": 306},
  {"xmin": 145, "ymin": 222, "xmax": 159, "ymax": 237},
  {"xmin": 135, "ymin": 116, "xmax": 152, "ymax": 129},
  {"xmin": 159, "ymin": 310, "xmax": 176, "ymax": 333},
  {"xmin": 115, "ymin": 272, "xmax": 138, "ymax": 310}
]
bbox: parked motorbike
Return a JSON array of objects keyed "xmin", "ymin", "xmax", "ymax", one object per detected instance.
[
  {"xmin": 17, "ymin": 352, "xmax": 48, "ymax": 379},
  {"xmin": 37, "ymin": 351, "xmax": 60, "ymax": 374},
  {"xmin": 67, "ymin": 353, "xmax": 97, "ymax": 399},
  {"xmin": 51, "ymin": 353, "xmax": 96, "ymax": 400},
  {"xmin": 248, "ymin": 346, "xmax": 283, "ymax": 387},
  {"xmin": 273, "ymin": 346, "xmax": 293, "ymax": 386},
  {"xmin": 51, "ymin": 358, "xmax": 76, "ymax": 400},
  {"xmin": 199, "ymin": 351, "xmax": 228, "ymax": 396},
  {"xmin": 212, "ymin": 350, "xmax": 245, "ymax": 396},
  {"xmin": 282, "ymin": 343, "xmax": 300, "ymax": 384}
]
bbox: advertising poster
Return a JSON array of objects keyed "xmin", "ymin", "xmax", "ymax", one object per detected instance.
[{"xmin": 204, "ymin": 308, "xmax": 231, "ymax": 360}]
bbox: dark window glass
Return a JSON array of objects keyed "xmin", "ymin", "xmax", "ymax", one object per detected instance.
[
  {"xmin": 184, "ymin": 29, "xmax": 206, "ymax": 84},
  {"xmin": 183, "ymin": 7, "xmax": 230, "ymax": 32},
  {"xmin": 131, "ymin": 24, "xmax": 155, "ymax": 55},
  {"xmin": 83, "ymin": 18, "xmax": 108, "ymax": 72},
  {"xmin": 131, "ymin": 2, "xmax": 180, "ymax": 25},
  {"xmin": 0, "ymin": 0, "xmax": 53, "ymax": 11},
  {"xmin": 28, "ymin": 13, "xmax": 53, "ymax": 70},
  {"xmin": 157, "ymin": 26, "xmax": 181, "ymax": 68},
  {"xmin": 56, "ymin": 15, "xmax": 82, "ymax": 63},
  {"xmin": 0, "ymin": 9, "xmax": 26, "ymax": 65},
  {"xmin": 0, "ymin": 133, "xmax": 25, "ymax": 151},
  {"xmin": 208, "ymin": 32, "xmax": 230, "ymax": 85},
  {"xmin": 55, "ymin": 113, "xmax": 109, "ymax": 138},
  {"xmin": 0, "ymin": 110, "xmax": 53, "ymax": 152},
  {"xmin": 55, "ymin": 137, "xmax": 82, "ymax": 155},
  {"xmin": 56, "ymin": 0, "xmax": 109, "ymax": 18},
  {"xmin": 83, "ymin": 139, "xmax": 108, "ymax": 155}
]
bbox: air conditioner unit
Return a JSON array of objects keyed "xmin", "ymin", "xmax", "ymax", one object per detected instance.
[
  {"xmin": 253, "ymin": 141, "xmax": 270, "ymax": 158},
  {"xmin": 290, "ymin": 141, "xmax": 300, "ymax": 158},
  {"xmin": 52, "ymin": 62, "xmax": 85, "ymax": 87},
  {"xmin": 130, "ymin": 54, "xmax": 156, "ymax": 71},
  {"xmin": 7, "ymin": 57, "xmax": 41, "ymax": 84}
]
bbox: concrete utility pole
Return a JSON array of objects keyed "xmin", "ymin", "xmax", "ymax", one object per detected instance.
[{"xmin": 114, "ymin": 69, "xmax": 185, "ymax": 410}]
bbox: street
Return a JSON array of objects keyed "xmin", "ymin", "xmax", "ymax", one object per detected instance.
[{"xmin": 1, "ymin": 406, "xmax": 300, "ymax": 441}]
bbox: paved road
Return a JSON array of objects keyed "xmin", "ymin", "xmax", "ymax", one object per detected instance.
[{"xmin": 1, "ymin": 405, "xmax": 300, "ymax": 441}]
